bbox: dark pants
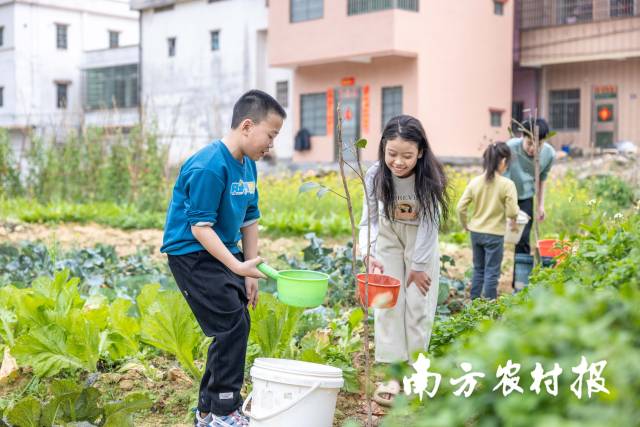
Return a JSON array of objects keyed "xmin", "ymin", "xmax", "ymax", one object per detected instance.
[
  {"xmin": 512, "ymin": 197, "xmax": 534, "ymax": 288},
  {"xmin": 168, "ymin": 250, "xmax": 250, "ymax": 416},
  {"xmin": 470, "ymin": 232, "xmax": 505, "ymax": 300}
]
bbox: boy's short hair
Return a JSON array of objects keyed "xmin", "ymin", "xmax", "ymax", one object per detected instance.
[
  {"xmin": 231, "ymin": 90, "xmax": 287, "ymax": 129},
  {"xmin": 520, "ymin": 118, "xmax": 550, "ymax": 140}
]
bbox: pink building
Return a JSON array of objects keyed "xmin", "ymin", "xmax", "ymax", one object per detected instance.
[
  {"xmin": 268, "ymin": 0, "xmax": 515, "ymax": 162},
  {"xmin": 514, "ymin": 0, "xmax": 640, "ymax": 150}
]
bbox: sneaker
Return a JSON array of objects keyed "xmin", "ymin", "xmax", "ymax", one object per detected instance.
[
  {"xmin": 194, "ymin": 410, "xmax": 213, "ymax": 427},
  {"xmin": 210, "ymin": 409, "xmax": 249, "ymax": 427}
]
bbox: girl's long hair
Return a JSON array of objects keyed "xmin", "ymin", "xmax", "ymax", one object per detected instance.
[
  {"xmin": 483, "ymin": 142, "xmax": 511, "ymax": 181},
  {"xmin": 373, "ymin": 115, "xmax": 449, "ymax": 225}
]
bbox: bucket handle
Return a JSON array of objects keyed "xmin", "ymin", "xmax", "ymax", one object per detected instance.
[
  {"xmin": 242, "ymin": 382, "xmax": 321, "ymax": 421},
  {"xmin": 257, "ymin": 262, "xmax": 280, "ymax": 280}
]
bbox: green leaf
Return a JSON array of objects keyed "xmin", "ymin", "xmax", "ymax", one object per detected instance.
[
  {"xmin": 249, "ymin": 293, "xmax": 303, "ymax": 359},
  {"xmin": 41, "ymin": 380, "xmax": 102, "ymax": 424},
  {"xmin": 298, "ymin": 181, "xmax": 320, "ymax": 193},
  {"xmin": 104, "ymin": 299, "xmax": 141, "ymax": 360},
  {"xmin": 12, "ymin": 325, "xmax": 86, "ymax": 377},
  {"xmin": 355, "ymin": 138, "xmax": 368, "ymax": 149},
  {"xmin": 542, "ymin": 130, "xmax": 557, "ymax": 141},
  {"xmin": 103, "ymin": 392, "xmax": 153, "ymax": 427},
  {"xmin": 316, "ymin": 187, "xmax": 330, "ymax": 198},
  {"xmin": 347, "ymin": 308, "xmax": 364, "ymax": 331},
  {"xmin": 6, "ymin": 396, "xmax": 41, "ymax": 427},
  {"xmin": 437, "ymin": 282, "xmax": 450, "ymax": 305},
  {"xmin": 137, "ymin": 285, "xmax": 201, "ymax": 378},
  {"xmin": 0, "ymin": 307, "xmax": 16, "ymax": 347}
]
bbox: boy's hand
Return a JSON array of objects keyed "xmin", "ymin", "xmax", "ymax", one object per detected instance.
[
  {"xmin": 407, "ymin": 270, "xmax": 431, "ymax": 296},
  {"xmin": 364, "ymin": 256, "xmax": 384, "ymax": 274},
  {"xmin": 234, "ymin": 257, "xmax": 266, "ymax": 279},
  {"xmin": 245, "ymin": 277, "xmax": 259, "ymax": 309},
  {"xmin": 508, "ymin": 218, "xmax": 519, "ymax": 231}
]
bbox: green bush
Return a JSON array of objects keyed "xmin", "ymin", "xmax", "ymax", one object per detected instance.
[{"xmin": 384, "ymin": 212, "xmax": 640, "ymax": 426}]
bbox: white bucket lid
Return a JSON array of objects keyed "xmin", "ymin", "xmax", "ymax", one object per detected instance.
[{"xmin": 251, "ymin": 358, "xmax": 344, "ymax": 389}]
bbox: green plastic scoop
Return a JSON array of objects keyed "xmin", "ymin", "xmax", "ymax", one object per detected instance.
[{"xmin": 257, "ymin": 263, "xmax": 329, "ymax": 307}]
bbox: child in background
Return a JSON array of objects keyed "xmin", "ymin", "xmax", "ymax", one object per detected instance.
[{"xmin": 457, "ymin": 142, "xmax": 519, "ymax": 300}]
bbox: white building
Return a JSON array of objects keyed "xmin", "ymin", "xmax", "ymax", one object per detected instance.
[
  {"xmin": 130, "ymin": 0, "xmax": 294, "ymax": 162},
  {"xmin": 0, "ymin": 0, "xmax": 139, "ymax": 151}
]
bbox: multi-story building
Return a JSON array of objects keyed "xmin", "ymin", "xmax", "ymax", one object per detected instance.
[
  {"xmin": 131, "ymin": 0, "xmax": 294, "ymax": 162},
  {"xmin": 268, "ymin": 0, "xmax": 515, "ymax": 162},
  {"xmin": 514, "ymin": 0, "xmax": 640, "ymax": 150},
  {"xmin": 0, "ymin": 0, "xmax": 139, "ymax": 151}
]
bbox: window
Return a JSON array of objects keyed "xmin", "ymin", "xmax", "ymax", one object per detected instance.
[
  {"xmin": 550, "ymin": 89, "xmax": 580, "ymax": 130},
  {"xmin": 512, "ymin": 101, "xmax": 524, "ymax": 125},
  {"xmin": 490, "ymin": 110, "xmax": 503, "ymax": 127},
  {"xmin": 167, "ymin": 37, "xmax": 176, "ymax": 57},
  {"xmin": 0, "ymin": 26, "xmax": 4, "ymax": 47},
  {"xmin": 494, "ymin": 0, "xmax": 504, "ymax": 15},
  {"xmin": 86, "ymin": 64, "xmax": 139, "ymax": 110},
  {"xmin": 109, "ymin": 31, "xmax": 120, "ymax": 48},
  {"xmin": 210, "ymin": 30, "xmax": 220, "ymax": 51},
  {"xmin": 290, "ymin": 0, "xmax": 323, "ymax": 22},
  {"xmin": 56, "ymin": 24, "xmax": 68, "ymax": 49},
  {"xmin": 348, "ymin": 0, "xmax": 419, "ymax": 15},
  {"xmin": 381, "ymin": 86, "xmax": 403, "ymax": 128},
  {"xmin": 276, "ymin": 81, "xmax": 289, "ymax": 108},
  {"xmin": 610, "ymin": 0, "xmax": 635, "ymax": 17},
  {"xmin": 0, "ymin": 87, "xmax": 4, "ymax": 107},
  {"xmin": 300, "ymin": 93, "xmax": 326, "ymax": 136},
  {"xmin": 556, "ymin": 0, "xmax": 593, "ymax": 24},
  {"xmin": 56, "ymin": 82, "xmax": 69, "ymax": 109}
]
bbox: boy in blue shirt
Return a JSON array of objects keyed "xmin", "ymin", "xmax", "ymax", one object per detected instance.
[{"xmin": 161, "ymin": 90, "xmax": 286, "ymax": 427}]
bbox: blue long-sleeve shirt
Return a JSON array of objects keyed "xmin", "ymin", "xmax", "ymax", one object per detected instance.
[{"xmin": 160, "ymin": 140, "xmax": 260, "ymax": 255}]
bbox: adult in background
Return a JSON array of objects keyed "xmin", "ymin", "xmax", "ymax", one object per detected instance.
[{"xmin": 504, "ymin": 118, "xmax": 556, "ymax": 288}]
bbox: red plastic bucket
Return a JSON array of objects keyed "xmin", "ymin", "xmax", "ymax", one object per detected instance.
[
  {"xmin": 356, "ymin": 273, "xmax": 401, "ymax": 309},
  {"xmin": 537, "ymin": 239, "xmax": 570, "ymax": 258}
]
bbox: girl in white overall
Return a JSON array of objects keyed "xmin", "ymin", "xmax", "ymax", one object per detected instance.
[{"xmin": 358, "ymin": 115, "xmax": 448, "ymax": 405}]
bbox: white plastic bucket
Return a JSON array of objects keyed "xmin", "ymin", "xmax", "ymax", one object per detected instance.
[
  {"xmin": 504, "ymin": 210, "xmax": 530, "ymax": 244},
  {"xmin": 243, "ymin": 358, "xmax": 344, "ymax": 427}
]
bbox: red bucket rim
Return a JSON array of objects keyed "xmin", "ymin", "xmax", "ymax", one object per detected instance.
[{"xmin": 356, "ymin": 273, "xmax": 401, "ymax": 288}]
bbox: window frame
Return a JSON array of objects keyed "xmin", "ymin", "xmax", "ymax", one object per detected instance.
[
  {"xmin": 381, "ymin": 86, "xmax": 403, "ymax": 129},
  {"xmin": 300, "ymin": 92, "xmax": 327, "ymax": 136},
  {"xmin": 290, "ymin": 0, "xmax": 324, "ymax": 23},
  {"xmin": 56, "ymin": 23, "xmax": 69, "ymax": 50},
  {"xmin": 549, "ymin": 89, "xmax": 581, "ymax": 131}
]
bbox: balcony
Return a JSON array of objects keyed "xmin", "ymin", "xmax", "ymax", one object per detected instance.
[
  {"xmin": 269, "ymin": 0, "xmax": 421, "ymax": 67},
  {"xmin": 518, "ymin": 0, "xmax": 640, "ymax": 66}
]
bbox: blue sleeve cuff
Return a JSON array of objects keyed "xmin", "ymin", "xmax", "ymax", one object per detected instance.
[
  {"xmin": 242, "ymin": 208, "xmax": 261, "ymax": 226},
  {"xmin": 185, "ymin": 209, "xmax": 218, "ymax": 226}
]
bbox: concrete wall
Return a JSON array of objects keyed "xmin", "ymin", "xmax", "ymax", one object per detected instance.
[
  {"xmin": 1, "ymin": 0, "xmax": 138, "ymax": 135},
  {"xmin": 540, "ymin": 58, "xmax": 640, "ymax": 149},
  {"xmin": 277, "ymin": 0, "xmax": 514, "ymax": 161},
  {"xmin": 139, "ymin": 0, "xmax": 293, "ymax": 163}
]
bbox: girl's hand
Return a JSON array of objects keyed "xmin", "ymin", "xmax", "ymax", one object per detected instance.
[
  {"xmin": 364, "ymin": 256, "xmax": 384, "ymax": 274},
  {"xmin": 407, "ymin": 270, "xmax": 431, "ymax": 296}
]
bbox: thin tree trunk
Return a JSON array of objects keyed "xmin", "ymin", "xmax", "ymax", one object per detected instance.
[{"xmin": 335, "ymin": 104, "xmax": 373, "ymax": 427}]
